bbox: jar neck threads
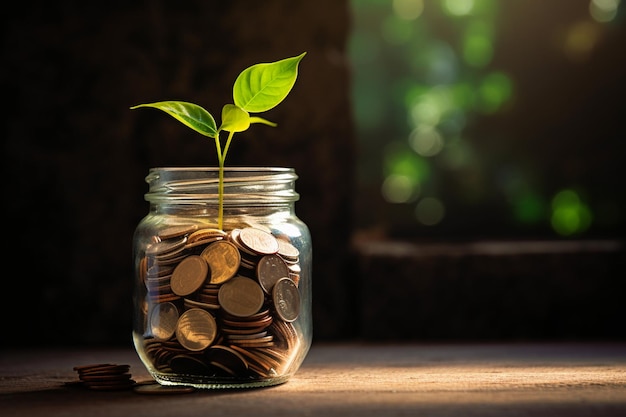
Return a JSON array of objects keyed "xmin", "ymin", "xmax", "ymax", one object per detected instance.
[{"xmin": 144, "ymin": 167, "xmax": 300, "ymax": 206}]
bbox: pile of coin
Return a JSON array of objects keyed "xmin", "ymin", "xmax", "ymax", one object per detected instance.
[
  {"xmin": 138, "ymin": 225, "xmax": 302, "ymax": 379},
  {"xmin": 72, "ymin": 363, "xmax": 135, "ymax": 391}
]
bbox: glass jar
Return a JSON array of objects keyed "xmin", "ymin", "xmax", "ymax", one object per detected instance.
[{"xmin": 132, "ymin": 167, "xmax": 312, "ymax": 389}]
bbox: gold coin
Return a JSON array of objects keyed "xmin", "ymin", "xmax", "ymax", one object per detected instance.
[
  {"xmin": 170, "ymin": 255, "xmax": 208, "ymax": 296},
  {"xmin": 238, "ymin": 227, "xmax": 279, "ymax": 255},
  {"xmin": 149, "ymin": 302, "xmax": 179, "ymax": 341},
  {"xmin": 256, "ymin": 254, "xmax": 290, "ymax": 294},
  {"xmin": 218, "ymin": 276, "xmax": 265, "ymax": 318},
  {"xmin": 272, "ymin": 277, "xmax": 300, "ymax": 322},
  {"xmin": 200, "ymin": 240, "xmax": 241, "ymax": 284},
  {"xmin": 175, "ymin": 308, "xmax": 217, "ymax": 352}
]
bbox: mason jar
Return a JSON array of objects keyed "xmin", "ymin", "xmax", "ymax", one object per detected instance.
[{"xmin": 132, "ymin": 167, "xmax": 312, "ymax": 388}]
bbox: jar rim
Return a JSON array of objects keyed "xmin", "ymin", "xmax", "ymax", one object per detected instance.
[
  {"xmin": 144, "ymin": 166, "xmax": 300, "ymax": 204},
  {"xmin": 148, "ymin": 166, "xmax": 294, "ymax": 173}
]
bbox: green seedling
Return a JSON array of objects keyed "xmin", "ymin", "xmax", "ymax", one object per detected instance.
[{"xmin": 131, "ymin": 52, "xmax": 306, "ymax": 230}]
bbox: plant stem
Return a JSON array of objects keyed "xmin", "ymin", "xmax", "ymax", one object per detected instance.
[
  {"xmin": 215, "ymin": 131, "xmax": 237, "ymax": 230},
  {"xmin": 215, "ymin": 135, "xmax": 225, "ymax": 230},
  {"xmin": 223, "ymin": 131, "xmax": 235, "ymax": 161},
  {"xmin": 218, "ymin": 157, "xmax": 224, "ymax": 230},
  {"xmin": 218, "ymin": 131, "xmax": 236, "ymax": 230}
]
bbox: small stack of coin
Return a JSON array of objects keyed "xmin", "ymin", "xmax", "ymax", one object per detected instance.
[{"xmin": 72, "ymin": 363, "xmax": 135, "ymax": 391}]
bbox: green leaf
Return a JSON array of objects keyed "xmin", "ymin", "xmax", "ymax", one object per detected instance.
[
  {"xmin": 220, "ymin": 104, "xmax": 250, "ymax": 133},
  {"xmin": 130, "ymin": 101, "xmax": 218, "ymax": 138},
  {"xmin": 233, "ymin": 52, "xmax": 306, "ymax": 113},
  {"xmin": 250, "ymin": 116, "xmax": 277, "ymax": 127}
]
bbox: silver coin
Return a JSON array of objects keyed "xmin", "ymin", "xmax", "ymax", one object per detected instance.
[
  {"xmin": 256, "ymin": 254, "xmax": 290, "ymax": 294},
  {"xmin": 272, "ymin": 277, "xmax": 300, "ymax": 322}
]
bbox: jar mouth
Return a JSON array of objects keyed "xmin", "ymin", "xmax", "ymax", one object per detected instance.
[
  {"xmin": 148, "ymin": 166, "xmax": 294, "ymax": 173},
  {"xmin": 144, "ymin": 167, "xmax": 300, "ymax": 204}
]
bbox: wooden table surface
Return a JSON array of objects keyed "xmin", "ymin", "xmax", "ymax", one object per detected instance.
[{"xmin": 2, "ymin": 342, "xmax": 626, "ymax": 416}]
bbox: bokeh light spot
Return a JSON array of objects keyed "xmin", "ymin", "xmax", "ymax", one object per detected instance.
[
  {"xmin": 415, "ymin": 197, "xmax": 446, "ymax": 225},
  {"xmin": 382, "ymin": 15, "xmax": 414, "ymax": 44},
  {"xmin": 408, "ymin": 85, "xmax": 454, "ymax": 127},
  {"xmin": 590, "ymin": 0, "xmax": 620, "ymax": 22},
  {"xmin": 550, "ymin": 189, "xmax": 593, "ymax": 235},
  {"xmin": 409, "ymin": 126, "xmax": 445, "ymax": 157},
  {"xmin": 443, "ymin": 0, "xmax": 475, "ymax": 16},
  {"xmin": 512, "ymin": 192, "xmax": 546, "ymax": 224},
  {"xmin": 463, "ymin": 21, "xmax": 493, "ymax": 67},
  {"xmin": 392, "ymin": 0, "xmax": 424, "ymax": 20},
  {"xmin": 442, "ymin": 136, "xmax": 474, "ymax": 169},
  {"xmin": 478, "ymin": 72, "xmax": 513, "ymax": 113},
  {"xmin": 561, "ymin": 20, "xmax": 601, "ymax": 61},
  {"xmin": 382, "ymin": 174, "xmax": 420, "ymax": 203},
  {"xmin": 384, "ymin": 143, "xmax": 431, "ymax": 182}
]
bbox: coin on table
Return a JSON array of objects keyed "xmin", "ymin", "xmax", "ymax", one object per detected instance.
[
  {"xmin": 79, "ymin": 373, "xmax": 133, "ymax": 382},
  {"xmin": 238, "ymin": 227, "xmax": 279, "ymax": 255},
  {"xmin": 175, "ymin": 308, "xmax": 218, "ymax": 351},
  {"xmin": 200, "ymin": 240, "xmax": 241, "ymax": 284},
  {"xmin": 73, "ymin": 363, "xmax": 118, "ymax": 372},
  {"xmin": 256, "ymin": 254, "xmax": 290, "ymax": 294},
  {"xmin": 73, "ymin": 363, "xmax": 135, "ymax": 390},
  {"xmin": 218, "ymin": 276, "xmax": 265, "ymax": 318},
  {"xmin": 134, "ymin": 382, "xmax": 195, "ymax": 395},
  {"xmin": 149, "ymin": 302, "xmax": 179, "ymax": 341},
  {"xmin": 170, "ymin": 255, "xmax": 208, "ymax": 296},
  {"xmin": 272, "ymin": 277, "xmax": 300, "ymax": 322}
]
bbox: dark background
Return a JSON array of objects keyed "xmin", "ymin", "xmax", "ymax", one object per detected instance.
[
  {"xmin": 2, "ymin": 1, "xmax": 624, "ymax": 347},
  {"xmin": 2, "ymin": 1, "xmax": 356, "ymax": 346}
]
